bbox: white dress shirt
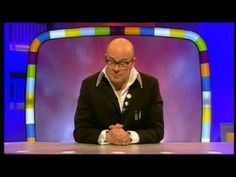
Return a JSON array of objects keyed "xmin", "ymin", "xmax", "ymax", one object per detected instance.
[{"xmin": 97, "ymin": 67, "xmax": 140, "ymax": 144}]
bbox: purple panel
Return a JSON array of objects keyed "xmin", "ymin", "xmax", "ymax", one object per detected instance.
[
  {"xmin": 36, "ymin": 36, "xmax": 202, "ymax": 143},
  {"xmin": 199, "ymin": 51, "xmax": 209, "ymax": 64},
  {"xmin": 110, "ymin": 27, "xmax": 125, "ymax": 35},
  {"xmin": 28, "ymin": 52, "xmax": 37, "ymax": 64}
]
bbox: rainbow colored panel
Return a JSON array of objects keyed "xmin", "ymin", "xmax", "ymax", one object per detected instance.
[
  {"xmin": 80, "ymin": 27, "xmax": 95, "ymax": 36},
  {"xmin": 37, "ymin": 32, "xmax": 50, "ymax": 43},
  {"xmin": 125, "ymin": 27, "xmax": 140, "ymax": 35},
  {"xmin": 202, "ymin": 77, "xmax": 211, "ymax": 91},
  {"xmin": 95, "ymin": 27, "xmax": 110, "ymax": 35},
  {"xmin": 65, "ymin": 28, "xmax": 81, "ymax": 37},
  {"xmin": 30, "ymin": 38, "xmax": 41, "ymax": 52},
  {"xmin": 140, "ymin": 28, "xmax": 154, "ymax": 36}
]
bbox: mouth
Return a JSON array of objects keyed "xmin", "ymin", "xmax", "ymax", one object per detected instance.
[{"xmin": 112, "ymin": 74, "xmax": 122, "ymax": 79}]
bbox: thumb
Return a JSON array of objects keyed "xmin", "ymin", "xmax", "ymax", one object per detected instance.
[{"xmin": 113, "ymin": 123, "xmax": 123, "ymax": 128}]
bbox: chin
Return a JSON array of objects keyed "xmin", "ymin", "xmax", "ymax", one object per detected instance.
[
  {"xmin": 111, "ymin": 79, "xmax": 122, "ymax": 84},
  {"xmin": 111, "ymin": 76, "xmax": 120, "ymax": 81},
  {"xmin": 111, "ymin": 79, "xmax": 120, "ymax": 84}
]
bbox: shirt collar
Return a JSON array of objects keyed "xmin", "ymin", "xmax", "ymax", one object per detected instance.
[{"xmin": 96, "ymin": 66, "xmax": 143, "ymax": 88}]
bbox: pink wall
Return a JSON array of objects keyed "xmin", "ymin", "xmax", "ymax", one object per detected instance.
[{"xmin": 36, "ymin": 36, "xmax": 201, "ymax": 142}]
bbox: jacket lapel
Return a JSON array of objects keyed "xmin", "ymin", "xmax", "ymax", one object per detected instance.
[
  {"xmin": 97, "ymin": 76, "xmax": 142, "ymax": 115},
  {"xmin": 121, "ymin": 80, "xmax": 142, "ymax": 117},
  {"xmin": 99, "ymin": 78, "xmax": 121, "ymax": 113}
]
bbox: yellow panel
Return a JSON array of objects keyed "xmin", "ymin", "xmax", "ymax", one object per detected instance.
[
  {"xmin": 65, "ymin": 28, "xmax": 81, "ymax": 37},
  {"xmin": 27, "ymin": 138, "xmax": 36, "ymax": 143},
  {"xmin": 170, "ymin": 29, "xmax": 186, "ymax": 38},
  {"xmin": 26, "ymin": 94, "xmax": 34, "ymax": 108},
  {"xmin": 203, "ymin": 107, "xmax": 211, "ymax": 124}
]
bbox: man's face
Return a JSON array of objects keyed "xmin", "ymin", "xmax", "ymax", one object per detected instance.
[
  {"xmin": 105, "ymin": 55, "xmax": 134, "ymax": 88},
  {"xmin": 105, "ymin": 38, "xmax": 135, "ymax": 89}
]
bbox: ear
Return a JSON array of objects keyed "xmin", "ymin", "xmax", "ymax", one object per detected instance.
[{"xmin": 132, "ymin": 57, "xmax": 137, "ymax": 66}]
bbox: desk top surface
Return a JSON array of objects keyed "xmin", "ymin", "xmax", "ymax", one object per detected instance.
[{"xmin": 4, "ymin": 142, "xmax": 234, "ymax": 154}]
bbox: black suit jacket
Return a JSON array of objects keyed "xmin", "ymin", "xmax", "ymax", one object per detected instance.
[{"xmin": 73, "ymin": 71, "xmax": 164, "ymax": 144}]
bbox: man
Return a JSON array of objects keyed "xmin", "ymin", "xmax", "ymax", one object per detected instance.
[{"xmin": 73, "ymin": 37, "xmax": 164, "ymax": 145}]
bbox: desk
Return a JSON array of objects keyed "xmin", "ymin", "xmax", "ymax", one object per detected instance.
[{"xmin": 4, "ymin": 142, "xmax": 234, "ymax": 154}]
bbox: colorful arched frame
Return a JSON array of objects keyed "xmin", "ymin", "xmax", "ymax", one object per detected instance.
[{"xmin": 26, "ymin": 27, "xmax": 211, "ymax": 143}]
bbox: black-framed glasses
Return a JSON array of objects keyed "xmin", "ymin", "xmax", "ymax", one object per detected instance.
[{"xmin": 105, "ymin": 58, "xmax": 134, "ymax": 69}]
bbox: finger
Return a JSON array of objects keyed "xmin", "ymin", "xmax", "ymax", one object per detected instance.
[
  {"xmin": 120, "ymin": 136, "xmax": 131, "ymax": 145},
  {"xmin": 113, "ymin": 123, "xmax": 123, "ymax": 128},
  {"xmin": 109, "ymin": 123, "xmax": 123, "ymax": 130},
  {"xmin": 109, "ymin": 128, "xmax": 126, "ymax": 138},
  {"xmin": 105, "ymin": 131, "xmax": 112, "ymax": 143},
  {"xmin": 109, "ymin": 125, "xmax": 114, "ymax": 129},
  {"xmin": 110, "ymin": 131, "xmax": 130, "ymax": 143},
  {"xmin": 121, "ymin": 142, "xmax": 129, "ymax": 146},
  {"xmin": 110, "ymin": 135, "xmax": 130, "ymax": 145},
  {"xmin": 118, "ymin": 138, "xmax": 130, "ymax": 146}
]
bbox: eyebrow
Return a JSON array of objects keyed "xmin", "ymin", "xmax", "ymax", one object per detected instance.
[{"xmin": 106, "ymin": 56, "xmax": 132, "ymax": 61}]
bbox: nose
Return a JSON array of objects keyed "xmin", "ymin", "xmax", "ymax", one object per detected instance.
[{"xmin": 113, "ymin": 64, "xmax": 120, "ymax": 72}]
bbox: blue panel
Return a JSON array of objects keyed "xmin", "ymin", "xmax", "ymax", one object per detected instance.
[
  {"xmin": 202, "ymin": 77, "xmax": 211, "ymax": 91},
  {"xmin": 4, "ymin": 23, "xmax": 27, "ymax": 142},
  {"xmin": 37, "ymin": 32, "xmax": 50, "ymax": 43},
  {"xmin": 141, "ymin": 28, "xmax": 154, "ymax": 36},
  {"xmin": 27, "ymin": 124, "xmax": 36, "ymax": 138},
  {"xmin": 199, "ymin": 23, "xmax": 234, "ymax": 141}
]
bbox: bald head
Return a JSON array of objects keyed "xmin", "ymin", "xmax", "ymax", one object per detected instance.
[{"xmin": 106, "ymin": 38, "xmax": 135, "ymax": 60}]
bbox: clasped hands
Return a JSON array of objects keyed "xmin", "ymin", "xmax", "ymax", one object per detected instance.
[{"xmin": 105, "ymin": 123, "xmax": 131, "ymax": 145}]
